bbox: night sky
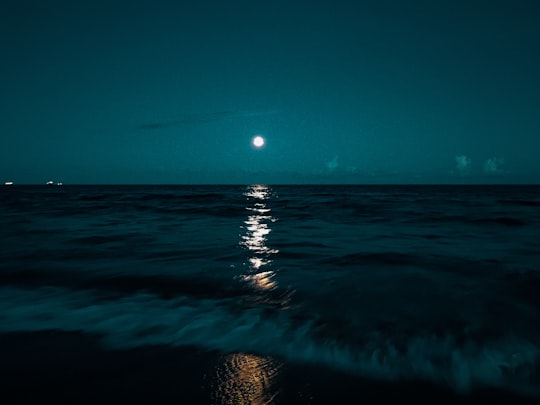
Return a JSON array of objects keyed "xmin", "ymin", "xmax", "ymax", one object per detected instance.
[{"xmin": 2, "ymin": 0, "xmax": 539, "ymax": 184}]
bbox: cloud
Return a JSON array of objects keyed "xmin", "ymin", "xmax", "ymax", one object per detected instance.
[
  {"xmin": 455, "ymin": 155, "xmax": 471, "ymax": 175},
  {"xmin": 138, "ymin": 110, "xmax": 279, "ymax": 131},
  {"xmin": 138, "ymin": 122, "xmax": 172, "ymax": 130},
  {"xmin": 483, "ymin": 157, "xmax": 505, "ymax": 175},
  {"xmin": 326, "ymin": 156, "xmax": 339, "ymax": 172}
]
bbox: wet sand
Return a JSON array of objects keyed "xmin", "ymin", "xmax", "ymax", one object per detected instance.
[{"xmin": 1, "ymin": 331, "xmax": 537, "ymax": 404}]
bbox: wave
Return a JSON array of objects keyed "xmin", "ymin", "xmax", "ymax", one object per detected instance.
[
  {"xmin": 1, "ymin": 286, "xmax": 538, "ymax": 397},
  {"xmin": 0, "ymin": 271, "xmax": 252, "ymax": 301},
  {"xmin": 499, "ymin": 199, "xmax": 540, "ymax": 208}
]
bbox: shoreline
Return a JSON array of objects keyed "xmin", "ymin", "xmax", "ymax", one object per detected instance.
[{"xmin": 1, "ymin": 331, "xmax": 537, "ymax": 404}]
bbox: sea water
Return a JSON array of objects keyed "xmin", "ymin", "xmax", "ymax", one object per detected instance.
[{"xmin": 1, "ymin": 184, "xmax": 539, "ymax": 402}]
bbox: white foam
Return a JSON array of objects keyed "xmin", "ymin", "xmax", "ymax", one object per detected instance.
[{"xmin": 0, "ymin": 286, "xmax": 538, "ymax": 397}]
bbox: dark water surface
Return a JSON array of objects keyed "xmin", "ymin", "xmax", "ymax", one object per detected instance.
[{"xmin": 1, "ymin": 185, "xmax": 539, "ymax": 403}]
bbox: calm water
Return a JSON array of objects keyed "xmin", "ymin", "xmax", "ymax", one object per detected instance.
[{"xmin": 1, "ymin": 184, "xmax": 540, "ymax": 402}]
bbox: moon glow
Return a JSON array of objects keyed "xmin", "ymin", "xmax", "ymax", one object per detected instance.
[{"xmin": 252, "ymin": 136, "xmax": 265, "ymax": 148}]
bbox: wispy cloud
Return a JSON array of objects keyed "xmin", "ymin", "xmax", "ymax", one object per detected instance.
[
  {"xmin": 326, "ymin": 155, "xmax": 339, "ymax": 172},
  {"xmin": 138, "ymin": 110, "xmax": 279, "ymax": 130},
  {"xmin": 455, "ymin": 155, "xmax": 471, "ymax": 175},
  {"xmin": 322, "ymin": 156, "xmax": 359, "ymax": 176},
  {"xmin": 483, "ymin": 157, "xmax": 505, "ymax": 175}
]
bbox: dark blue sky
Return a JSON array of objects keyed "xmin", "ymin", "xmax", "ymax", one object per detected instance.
[{"xmin": 1, "ymin": 0, "xmax": 539, "ymax": 184}]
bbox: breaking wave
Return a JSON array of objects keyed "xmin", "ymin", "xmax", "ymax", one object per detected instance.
[{"xmin": 1, "ymin": 286, "xmax": 538, "ymax": 397}]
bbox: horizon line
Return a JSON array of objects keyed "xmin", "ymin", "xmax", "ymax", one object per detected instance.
[{"xmin": 3, "ymin": 183, "xmax": 540, "ymax": 187}]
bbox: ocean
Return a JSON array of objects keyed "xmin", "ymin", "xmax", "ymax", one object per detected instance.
[{"xmin": 1, "ymin": 184, "xmax": 539, "ymax": 403}]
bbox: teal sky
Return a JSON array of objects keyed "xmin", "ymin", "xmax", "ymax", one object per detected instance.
[{"xmin": 1, "ymin": 0, "xmax": 539, "ymax": 184}]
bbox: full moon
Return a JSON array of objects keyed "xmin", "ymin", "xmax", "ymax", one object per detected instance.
[{"xmin": 252, "ymin": 136, "xmax": 265, "ymax": 148}]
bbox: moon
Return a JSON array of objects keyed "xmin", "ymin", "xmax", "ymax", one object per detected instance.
[{"xmin": 252, "ymin": 135, "xmax": 265, "ymax": 148}]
